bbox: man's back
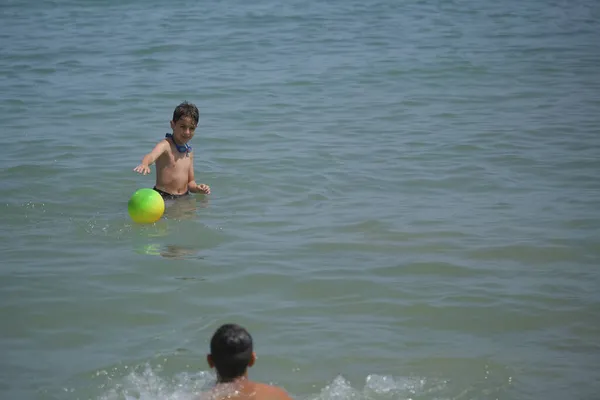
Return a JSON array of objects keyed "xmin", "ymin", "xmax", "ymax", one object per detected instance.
[{"xmin": 200, "ymin": 379, "xmax": 293, "ymax": 400}]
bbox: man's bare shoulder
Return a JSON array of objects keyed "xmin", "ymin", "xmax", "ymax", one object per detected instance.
[
  {"xmin": 197, "ymin": 382, "xmax": 293, "ymax": 400},
  {"xmin": 254, "ymin": 382, "xmax": 294, "ymax": 400}
]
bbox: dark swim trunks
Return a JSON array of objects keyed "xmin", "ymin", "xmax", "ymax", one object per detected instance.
[{"xmin": 153, "ymin": 186, "xmax": 190, "ymax": 200}]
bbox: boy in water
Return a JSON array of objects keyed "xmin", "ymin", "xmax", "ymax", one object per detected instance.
[
  {"xmin": 133, "ymin": 101, "xmax": 211, "ymax": 199},
  {"xmin": 201, "ymin": 324, "xmax": 294, "ymax": 400}
]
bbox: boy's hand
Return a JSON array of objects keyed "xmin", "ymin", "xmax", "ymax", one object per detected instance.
[
  {"xmin": 197, "ymin": 184, "xmax": 211, "ymax": 195},
  {"xmin": 134, "ymin": 164, "xmax": 151, "ymax": 175}
]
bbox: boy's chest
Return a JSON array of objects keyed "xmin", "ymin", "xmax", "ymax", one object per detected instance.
[{"xmin": 160, "ymin": 151, "xmax": 191, "ymax": 169}]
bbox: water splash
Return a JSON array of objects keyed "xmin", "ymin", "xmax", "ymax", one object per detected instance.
[
  {"xmin": 309, "ymin": 374, "xmax": 446, "ymax": 400},
  {"xmin": 96, "ymin": 364, "xmax": 213, "ymax": 400},
  {"xmin": 88, "ymin": 366, "xmax": 447, "ymax": 400}
]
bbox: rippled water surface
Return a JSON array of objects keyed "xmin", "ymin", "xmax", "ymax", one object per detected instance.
[{"xmin": 1, "ymin": 0, "xmax": 600, "ymax": 399}]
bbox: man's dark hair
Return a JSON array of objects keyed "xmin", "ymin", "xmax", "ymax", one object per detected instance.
[
  {"xmin": 173, "ymin": 101, "xmax": 199, "ymax": 125},
  {"xmin": 210, "ymin": 324, "xmax": 253, "ymax": 381}
]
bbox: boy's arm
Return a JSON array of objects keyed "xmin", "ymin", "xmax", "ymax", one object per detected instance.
[
  {"xmin": 187, "ymin": 152, "xmax": 211, "ymax": 194},
  {"xmin": 133, "ymin": 141, "xmax": 169, "ymax": 175}
]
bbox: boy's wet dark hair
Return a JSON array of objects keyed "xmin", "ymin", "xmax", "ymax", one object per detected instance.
[
  {"xmin": 173, "ymin": 101, "xmax": 199, "ymax": 125},
  {"xmin": 210, "ymin": 324, "xmax": 254, "ymax": 381}
]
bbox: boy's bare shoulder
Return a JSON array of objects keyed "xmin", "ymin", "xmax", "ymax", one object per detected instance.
[
  {"xmin": 155, "ymin": 139, "xmax": 174, "ymax": 157},
  {"xmin": 160, "ymin": 138, "xmax": 173, "ymax": 150}
]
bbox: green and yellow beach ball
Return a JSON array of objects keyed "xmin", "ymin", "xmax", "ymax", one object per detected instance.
[{"xmin": 128, "ymin": 188, "xmax": 165, "ymax": 224}]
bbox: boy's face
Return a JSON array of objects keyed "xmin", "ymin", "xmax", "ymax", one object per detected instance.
[{"xmin": 170, "ymin": 116, "xmax": 197, "ymax": 144}]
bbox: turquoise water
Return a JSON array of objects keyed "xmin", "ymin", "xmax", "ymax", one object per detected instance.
[{"xmin": 1, "ymin": 0, "xmax": 600, "ymax": 399}]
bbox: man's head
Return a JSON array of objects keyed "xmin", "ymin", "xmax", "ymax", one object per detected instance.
[
  {"xmin": 207, "ymin": 324, "xmax": 256, "ymax": 382},
  {"xmin": 170, "ymin": 101, "xmax": 199, "ymax": 144}
]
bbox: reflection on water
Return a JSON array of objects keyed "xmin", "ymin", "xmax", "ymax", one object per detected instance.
[
  {"xmin": 163, "ymin": 195, "xmax": 209, "ymax": 221},
  {"xmin": 160, "ymin": 244, "xmax": 203, "ymax": 260},
  {"xmin": 135, "ymin": 195, "xmax": 210, "ymax": 259}
]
